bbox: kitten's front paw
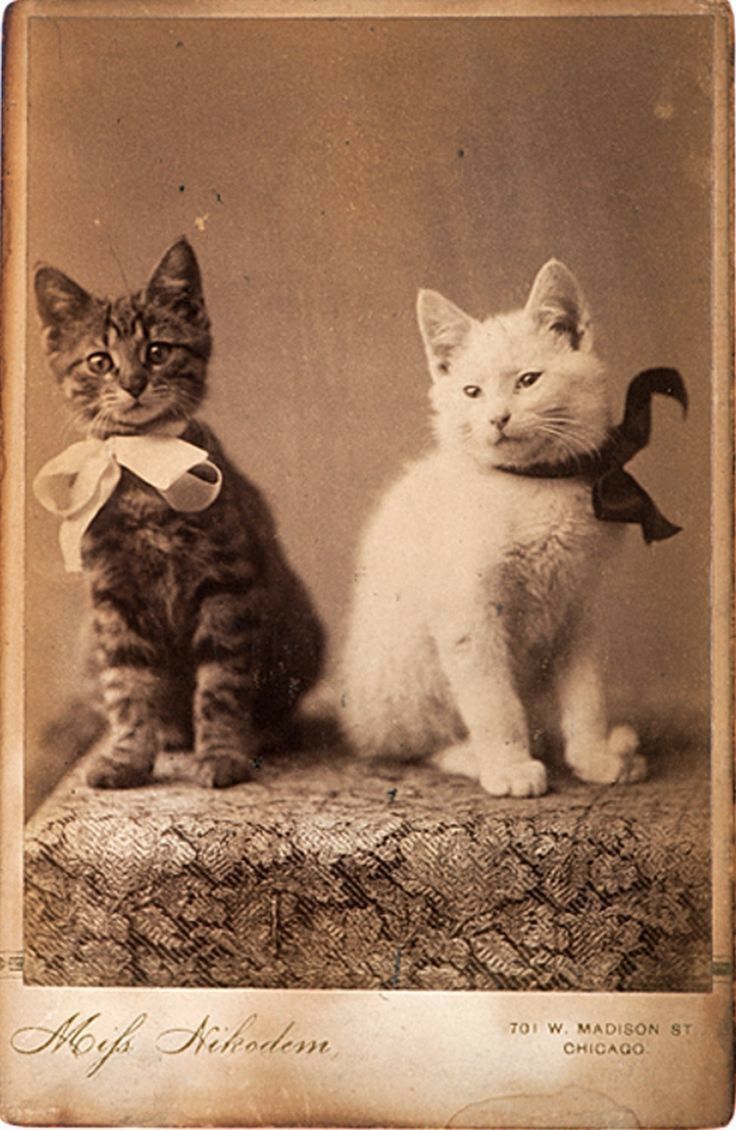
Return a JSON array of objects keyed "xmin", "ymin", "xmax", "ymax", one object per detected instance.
[
  {"xmin": 87, "ymin": 751, "xmax": 154, "ymax": 789},
  {"xmin": 192, "ymin": 753, "xmax": 252, "ymax": 788},
  {"xmin": 480, "ymin": 758, "xmax": 548, "ymax": 798},
  {"xmin": 568, "ymin": 724, "xmax": 646, "ymax": 785}
]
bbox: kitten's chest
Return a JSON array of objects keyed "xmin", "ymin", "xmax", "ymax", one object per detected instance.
[
  {"xmin": 451, "ymin": 473, "xmax": 612, "ymax": 646},
  {"xmin": 85, "ymin": 472, "xmax": 225, "ymax": 591},
  {"xmin": 427, "ymin": 462, "xmax": 611, "ymax": 603}
]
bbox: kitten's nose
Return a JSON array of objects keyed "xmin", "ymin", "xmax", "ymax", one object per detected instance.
[
  {"xmin": 490, "ymin": 411, "xmax": 511, "ymax": 430},
  {"xmin": 121, "ymin": 371, "xmax": 148, "ymax": 399}
]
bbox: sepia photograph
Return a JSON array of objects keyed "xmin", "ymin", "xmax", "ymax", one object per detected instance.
[{"xmin": 1, "ymin": 1, "xmax": 732, "ymax": 1126}]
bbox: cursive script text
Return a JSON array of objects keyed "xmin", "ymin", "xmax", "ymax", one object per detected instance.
[
  {"xmin": 11, "ymin": 1011, "xmax": 147, "ymax": 1077},
  {"xmin": 156, "ymin": 1014, "xmax": 334, "ymax": 1058}
]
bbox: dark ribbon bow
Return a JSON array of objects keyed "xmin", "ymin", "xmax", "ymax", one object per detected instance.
[{"xmin": 498, "ymin": 368, "xmax": 688, "ymax": 543}]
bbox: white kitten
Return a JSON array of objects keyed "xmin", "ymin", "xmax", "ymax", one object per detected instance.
[{"xmin": 341, "ymin": 260, "xmax": 644, "ymax": 798}]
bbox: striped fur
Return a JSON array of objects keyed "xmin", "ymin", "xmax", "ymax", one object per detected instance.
[{"xmin": 35, "ymin": 239, "xmax": 324, "ymax": 788}]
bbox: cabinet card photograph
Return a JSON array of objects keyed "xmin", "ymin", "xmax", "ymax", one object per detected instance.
[{"xmin": 1, "ymin": 1, "xmax": 732, "ymax": 1127}]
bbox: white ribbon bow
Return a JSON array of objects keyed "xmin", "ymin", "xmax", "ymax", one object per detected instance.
[{"xmin": 33, "ymin": 434, "xmax": 223, "ymax": 573}]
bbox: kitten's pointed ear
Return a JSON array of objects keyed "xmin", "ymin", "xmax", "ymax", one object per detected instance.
[
  {"xmin": 417, "ymin": 289, "xmax": 474, "ymax": 377},
  {"xmin": 146, "ymin": 238, "xmax": 203, "ymax": 303},
  {"xmin": 525, "ymin": 260, "xmax": 591, "ymax": 350},
  {"xmin": 34, "ymin": 266, "xmax": 93, "ymax": 327}
]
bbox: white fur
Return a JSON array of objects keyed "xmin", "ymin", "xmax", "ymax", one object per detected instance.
[{"xmin": 341, "ymin": 261, "xmax": 644, "ymax": 797}]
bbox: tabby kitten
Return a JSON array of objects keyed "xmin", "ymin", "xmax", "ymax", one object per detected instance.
[
  {"xmin": 341, "ymin": 260, "xmax": 646, "ymax": 798},
  {"xmin": 35, "ymin": 238, "xmax": 324, "ymax": 788}
]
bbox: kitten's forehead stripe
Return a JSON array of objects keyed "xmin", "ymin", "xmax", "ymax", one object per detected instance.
[{"xmin": 131, "ymin": 315, "xmax": 148, "ymax": 342}]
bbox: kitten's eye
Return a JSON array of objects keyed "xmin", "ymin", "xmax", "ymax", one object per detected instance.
[
  {"xmin": 463, "ymin": 385, "xmax": 482, "ymax": 398},
  {"xmin": 517, "ymin": 371, "xmax": 543, "ymax": 389},
  {"xmin": 145, "ymin": 342, "xmax": 172, "ymax": 366},
  {"xmin": 86, "ymin": 351, "xmax": 113, "ymax": 375}
]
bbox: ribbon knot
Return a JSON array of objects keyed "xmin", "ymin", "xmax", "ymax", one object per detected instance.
[
  {"xmin": 34, "ymin": 433, "xmax": 223, "ymax": 572},
  {"xmin": 591, "ymin": 369, "xmax": 688, "ymax": 542},
  {"xmin": 497, "ymin": 368, "xmax": 688, "ymax": 543}
]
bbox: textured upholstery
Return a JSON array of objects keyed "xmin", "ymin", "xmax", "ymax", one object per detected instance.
[{"xmin": 24, "ymin": 717, "xmax": 710, "ymax": 991}]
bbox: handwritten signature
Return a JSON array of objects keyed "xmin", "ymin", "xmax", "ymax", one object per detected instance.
[{"xmin": 10, "ymin": 1012, "xmax": 336, "ymax": 1076}]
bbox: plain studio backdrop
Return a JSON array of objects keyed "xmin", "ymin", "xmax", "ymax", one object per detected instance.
[{"xmin": 24, "ymin": 13, "xmax": 712, "ymax": 813}]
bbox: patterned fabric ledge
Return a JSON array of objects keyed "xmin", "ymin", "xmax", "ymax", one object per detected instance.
[{"xmin": 24, "ymin": 716, "xmax": 710, "ymax": 991}]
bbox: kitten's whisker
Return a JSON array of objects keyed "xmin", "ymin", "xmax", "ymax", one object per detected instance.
[
  {"xmin": 536, "ymin": 417, "xmax": 601, "ymax": 452},
  {"xmin": 534, "ymin": 422, "xmax": 595, "ymax": 465}
]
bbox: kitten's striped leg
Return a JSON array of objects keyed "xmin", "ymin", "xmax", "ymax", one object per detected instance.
[
  {"xmin": 191, "ymin": 588, "xmax": 265, "ymax": 788},
  {"xmin": 91, "ymin": 667, "xmax": 161, "ymax": 787},
  {"xmin": 88, "ymin": 666, "xmax": 162, "ymax": 788},
  {"xmin": 86, "ymin": 600, "xmax": 163, "ymax": 788}
]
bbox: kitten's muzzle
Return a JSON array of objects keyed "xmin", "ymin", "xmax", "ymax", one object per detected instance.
[
  {"xmin": 119, "ymin": 370, "xmax": 149, "ymax": 399},
  {"xmin": 487, "ymin": 412, "xmax": 515, "ymax": 446}
]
